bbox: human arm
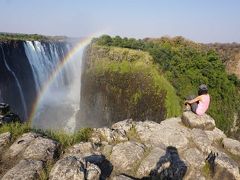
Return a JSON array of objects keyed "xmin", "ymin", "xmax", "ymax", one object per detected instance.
[{"xmin": 185, "ymin": 96, "xmax": 202, "ymax": 104}]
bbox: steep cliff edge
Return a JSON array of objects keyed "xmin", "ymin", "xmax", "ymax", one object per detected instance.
[
  {"xmin": 77, "ymin": 44, "xmax": 181, "ymax": 129},
  {"xmin": 0, "ymin": 113, "xmax": 239, "ymax": 179}
]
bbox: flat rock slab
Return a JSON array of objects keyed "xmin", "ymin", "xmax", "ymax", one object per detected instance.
[
  {"xmin": 63, "ymin": 142, "xmax": 95, "ymax": 158},
  {"xmin": 23, "ymin": 137, "xmax": 59, "ymax": 161},
  {"xmin": 183, "ymin": 148, "xmax": 205, "ymax": 169},
  {"xmin": 111, "ymin": 119, "xmax": 135, "ymax": 133},
  {"xmin": 191, "ymin": 128, "xmax": 212, "ymax": 153},
  {"xmin": 0, "ymin": 132, "xmax": 11, "ymax": 152},
  {"xmin": 136, "ymin": 119, "xmax": 189, "ymax": 150},
  {"xmin": 182, "ymin": 112, "xmax": 215, "ymax": 130},
  {"xmin": 91, "ymin": 127, "xmax": 128, "ymax": 144},
  {"xmin": 110, "ymin": 141, "xmax": 145, "ymax": 174},
  {"xmin": 4, "ymin": 132, "xmax": 40, "ymax": 158},
  {"xmin": 1, "ymin": 159, "xmax": 43, "ymax": 180},
  {"xmin": 49, "ymin": 156, "xmax": 101, "ymax": 180},
  {"xmin": 136, "ymin": 147, "xmax": 165, "ymax": 178},
  {"xmin": 222, "ymin": 138, "xmax": 240, "ymax": 157},
  {"xmin": 205, "ymin": 128, "xmax": 226, "ymax": 143}
]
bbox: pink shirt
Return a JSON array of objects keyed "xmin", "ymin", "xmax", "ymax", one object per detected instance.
[{"xmin": 196, "ymin": 94, "xmax": 210, "ymax": 115}]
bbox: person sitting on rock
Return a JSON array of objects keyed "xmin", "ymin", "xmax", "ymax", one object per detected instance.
[{"xmin": 184, "ymin": 84, "xmax": 210, "ymax": 115}]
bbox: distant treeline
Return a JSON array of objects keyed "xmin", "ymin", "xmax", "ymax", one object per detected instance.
[
  {"xmin": 0, "ymin": 32, "xmax": 68, "ymax": 42},
  {"xmin": 96, "ymin": 35, "xmax": 240, "ymax": 133}
]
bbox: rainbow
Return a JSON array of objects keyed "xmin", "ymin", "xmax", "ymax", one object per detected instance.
[{"xmin": 29, "ymin": 33, "xmax": 100, "ymax": 125}]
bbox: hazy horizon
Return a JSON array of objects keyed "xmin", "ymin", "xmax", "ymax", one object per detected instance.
[{"xmin": 0, "ymin": 0, "xmax": 239, "ymax": 43}]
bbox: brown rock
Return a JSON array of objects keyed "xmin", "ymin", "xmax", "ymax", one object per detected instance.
[{"xmin": 182, "ymin": 112, "xmax": 215, "ymax": 130}]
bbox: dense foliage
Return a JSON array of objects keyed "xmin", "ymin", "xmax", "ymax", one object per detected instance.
[
  {"xmin": 0, "ymin": 33, "xmax": 67, "ymax": 42},
  {"xmin": 96, "ymin": 35, "xmax": 240, "ymax": 132}
]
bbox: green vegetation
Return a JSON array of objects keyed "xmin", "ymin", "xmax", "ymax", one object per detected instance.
[
  {"xmin": 34, "ymin": 128, "xmax": 93, "ymax": 149},
  {"xmin": 126, "ymin": 125, "xmax": 141, "ymax": 142},
  {"xmin": 0, "ymin": 33, "xmax": 67, "ymax": 42},
  {"xmin": 0, "ymin": 122, "xmax": 93, "ymax": 149},
  {"xmin": 86, "ymin": 45, "xmax": 181, "ymax": 122},
  {"xmin": 96, "ymin": 35, "xmax": 240, "ymax": 133},
  {"xmin": 202, "ymin": 162, "xmax": 212, "ymax": 179},
  {"xmin": 0, "ymin": 122, "xmax": 31, "ymax": 141},
  {"xmin": 39, "ymin": 161, "xmax": 54, "ymax": 180}
]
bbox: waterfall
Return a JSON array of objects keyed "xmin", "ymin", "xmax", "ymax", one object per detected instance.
[
  {"xmin": 24, "ymin": 40, "xmax": 82, "ymax": 132},
  {"xmin": 0, "ymin": 40, "xmax": 83, "ymax": 132},
  {"xmin": 24, "ymin": 41, "xmax": 69, "ymax": 92},
  {"xmin": 0, "ymin": 45, "xmax": 28, "ymax": 119}
]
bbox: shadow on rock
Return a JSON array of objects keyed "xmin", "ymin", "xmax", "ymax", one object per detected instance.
[{"xmin": 84, "ymin": 154, "xmax": 113, "ymax": 180}]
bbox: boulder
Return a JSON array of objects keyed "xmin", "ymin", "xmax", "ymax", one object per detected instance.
[
  {"xmin": 0, "ymin": 132, "xmax": 11, "ymax": 152},
  {"xmin": 111, "ymin": 119, "xmax": 135, "ymax": 133},
  {"xmin": 4, "ymin": 132, "xmax": 40, "ymax": 158},
  {"xmin": 214, "ymin": 152, "xmax": 240, "ymax": 180},
  {"xmin": 136, "ymin": 147, "xmax": 165, "ymax": 178},
  {"xmin": 191, "ymin": 128, "xmax": 212, "ymax": 153},
  {"xmin": 183, "ymin": 148, "xmax": 205, "ymax": 168},
  {"xmin": 90, "ymin": 127, "xmax": 128, "ymax": 144},
  {"xmin": 222, "ymin": 138, "xmax": 240, "ymax": 157},
  {"xmin": 182, "ymin": 112, "xmax": 215, "ymax": 130},
  {"xmin": 135, "ymin": 118, "xmax": 189, "ymax": 150},
  {"xmin": 110, "ymin": 141, "xmax": 145, "ymax": 174},
  {"xmin": 205, "ymin": 128, "xmax": 226, "ymax": 143},
  {"xmin": 23, "ymin": 136, "xmax": 59, "ymax": 161},
  {"xmin": 63, "ymin": 142, "xmax": 96, "ymax": 158},
  {"xmin": 49, "ymin": 156, "xmax": 101, "ymax": 180},
  {"xmin": 1, "ymin": 159, "xmax": 43, "ymax": 180}
]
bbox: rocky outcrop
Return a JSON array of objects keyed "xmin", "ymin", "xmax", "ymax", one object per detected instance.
[
  {"xmin": 4, "ymin": 132, "xmax": 40, "ymax": 158},
  {"xmin": 0, "ymin": 112, "xmax": 240, "ymax": 179},
  {"xmin": 49, "ymin": 156, "xmax": 101, "ymax": 180},
  {"xmin": 222, "ymin": 138, "xmax": 240, "ymax": 157},
  {"xmin": 136, "ymin": 147, "xmax": 165, "ymax": 178},
  {"xmin": 182, "ymin": 111, "xmax": 216, "ymax": 130},
  {"xmin": 110, "ymin": 141, "xmax": 145, "ymax": 174},
  {"xmin": 135, "ymin": 118, "xmax": 190, "ymax": 149},
  {"xmin": 1, "ymin": 159, "xmax": 43, "ymax": 180},
  {"xmin": 23, "ymin": 137, "xmax": 59, "ymax": 161}
]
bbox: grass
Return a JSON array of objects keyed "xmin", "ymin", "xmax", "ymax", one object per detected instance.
[
  {"xmin": 126, "ymin": 125, "xmax": 141, "ymax": 143},
  {"xmin": 202, "ymin": 162, "xmax": 212, "ymax": 179},
  {"xmin": 39, "ymin": 161, "xmax": 55, "ymax": 180},
  {"xmin": 34, "ymin": 128, "xmax": 93, "ymax": 149},
  {"xmin": 0, "ymin": 122, "xmax": 93, "ymax": 150},
  {"xmin": 0, "ymin": 122, "xmax": 31, "ymax": 141}
]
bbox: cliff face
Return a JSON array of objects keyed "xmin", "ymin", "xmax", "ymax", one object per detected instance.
[
  {"xmin": 0, "ymin": 41, "xmax": 37, "ymax": 120},
  {"xmin": 0, "ymin": 113, "xmax": 240, "ymax": 179},
  {"xmin": 77, "ymin": 44, "xmax": 181, "ymax": 129}
]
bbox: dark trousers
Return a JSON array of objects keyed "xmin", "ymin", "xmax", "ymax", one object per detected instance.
[{"xmin": 186, "ymin": 95, "xmax": 198, "ymax": 113}]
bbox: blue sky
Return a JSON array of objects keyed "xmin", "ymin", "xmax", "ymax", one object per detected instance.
[{"xmin": 0, "ymin": 0, "xmax": 239, "ymax": 43}]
